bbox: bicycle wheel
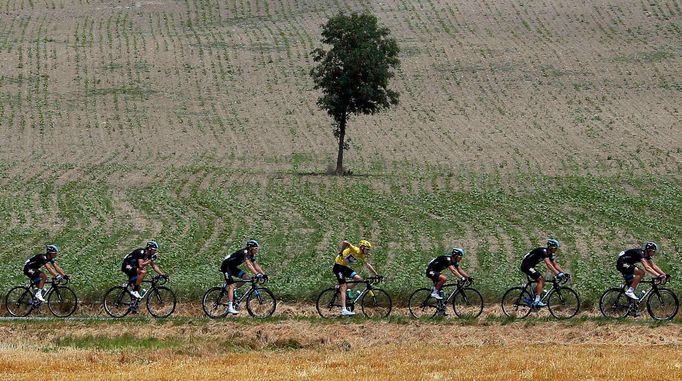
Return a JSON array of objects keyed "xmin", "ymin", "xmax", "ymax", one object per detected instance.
[
  {"xmin": 360, "ymin": 288, "xmax": 392, "ymax": 318},
  {"xmin": 146, "ymin": 287, "xmax": 177, "ymax": 318},
  {"xmin": 547, "ymin": 287, "xmax": 580, "ymax": 319},
  {"xmin": 202, "ymin": 287, "xmax": 229, "ymax": 318},
  {"xmin": 408, "ymin": 288, "xmax": 439, "ymax": 318},
  {"xmin": 599, "ymin": 288, "xmax": 630, "ymax": 319},
  {"xmin": 646, "ymin": 288, "xmax": 679, "ymax": 321},
  {"xmin": 246, "ymin": 287, "xmax": 277, "ymax": 318},
  {"xmin": 103, "ymin": 286, "xmax": 132, "ymax": 318},
  {"xmin": 5, "ymin": 286, "xmax": 34, "ymax": 317},
  {"xmin": 452, "ymin": 287, "xmax": 484, "ymax": 318},
  {"xmin": 501, "ymin": 287, "xmax": 532, "ymax": 319},
  {"xmin": 316, "ymin": 288, "xmax": 342, "ymax": 318},
  {"xmin": 47, "ymin": 286, "xmax": 78, "ymax": 318}
]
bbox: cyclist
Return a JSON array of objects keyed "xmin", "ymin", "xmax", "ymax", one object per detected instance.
[
  {"xmin": 520, "ymin": 239, "xmax": 568, "ymax": 307},
  {"xmin": 617, "ymin": 242, "xmax": 668, "ymax": 300},
  {"xmin": 121, "ymin": 240, "xmax": 167, "ymax": 300},
  {"xmin": 23, "ymin": 244, "xmax": 70, "ymax": 302},
  {"xmin": 220, "ymin": 239, "xmax": 267, "ymax": 315},
  {"xmin": 333, "ymin": 239, "xmax": 379, "ymax": 316},
  {"xmin": 426, "ymin": 247, "xmax": 471, "ymax": 300}
]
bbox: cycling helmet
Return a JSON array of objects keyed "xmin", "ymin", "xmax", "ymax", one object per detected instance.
[
  {"xmin": 359, "ymin": 240, "xmax": 372, "ymax": 249},
  {"xmin": 46, "ymin": 244, "xmax": 59, "ymax": 253},
  {"xmin": 146, "ymin": 240, "xmax": 159, "ymax": 250},
  {"xmin": 246, "ymin": 239, "xmax": 260, "ymax": 248},
  {"xmin": 547, "ymin": 239, "xmax": 560, "ymax": 249},
  {"xmin": 451, "ymin": 247, "xmax": 465, "ymax": 257},
  {"xmin": 643, "ymin": 241, "xmax": 658, "ymax": 252}
]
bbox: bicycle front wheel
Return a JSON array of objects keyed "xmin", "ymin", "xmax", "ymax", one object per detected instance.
[
  {"xmin": 146, "ymin": 287, "xmax": 177, "ymax": 318},
  {"xmin": 408, "ymin": 288, "xmax": 439, "ymax": 318},
  {"xmin": 452, "ymin": 288, "xmax": 484, "ymax": 319},
  {"xmin": 646, "ymin": 288, "xmax": 679, "ymax": 321},
  {"xmin": 5, "ymin": 286, "xmax": 34, "ymax": 317},
  {"xmin": 202, "ymin": 287, "xmax": 229, "ymax": 318},
  {"xmin": 599, "ymin": 288, "xmax": 630, "ymax": 319},
  {"xmin": 47, "ymin": 286, "xmax": 78, "ymax": 318},
  {"xmin": 547, "ymin": 287, "xmax": 580, "ymax": 319},
  {"xmin": 316, "ymin": 288, "xmax": 341, "ymax": 318},
  {"xmin": 246, "ymin": 287, "xmax": 277, "ymax": 318},
  {"xmin": 501, "ymin": 287, "xmax": 532, "ymax": 319},
  {"xmin": 360, "ymin": 288, "xmax": 392, "ymax": 318},
  {"xmin": 103, "ymin": 286, "xmax": 132, "ymax": 318}
]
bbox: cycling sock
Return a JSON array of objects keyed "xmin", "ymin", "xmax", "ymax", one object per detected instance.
[
  {"xmin": 228, "ymin": 302, "xmax": 233, "ymax": 308},
  {"xmin": 534, "ymin": 295, "xmax": 541, "ymax": 303},
  {"xmin": 626, "ymin": 287, "xmax": 635, "ymax": 294}
]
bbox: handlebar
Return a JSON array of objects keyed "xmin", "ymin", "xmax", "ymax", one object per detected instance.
[
  {"xmin": 52, "ymin": 277, "xmax": 70, "ymax": 286},
  {"xmin": 146, "ymin": 275, "xmax": 169, "ymax": 285}
]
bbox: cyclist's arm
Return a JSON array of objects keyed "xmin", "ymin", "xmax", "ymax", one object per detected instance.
[
  {"xmin": 641, "ymin": 259, "xmax": 664, "ymax": 277},
  {"xmin": 339, "ymin": 240, "xmax": 351, "ymax": 252},
  {"xmin": 244, "ymin": 259, "xmax": 259, "ymax": 275},
  {"xmin": 543, "ymin": 258, "xmax": 562, "ymax": 275},
  {"xmin": 364, "ymin": 262, "xmax": 378, "ymax": 276},
  {"xmin": 452, "ymin": 266, "xmax": 469, "ymax": 279},
  {"xmin": 43, "ymin": 263, "xmax": 58, "ymax": 277},
  {"xmin": 52, "ymin": 262, "xmax": 67, "ymax": 277},
  {"xmin": 150, "ymin": 261, "xmax": 165, "ymax": 277},
  {"xmin": 250, "ymin": 260, "xmax": 265, "ymax": 275}
]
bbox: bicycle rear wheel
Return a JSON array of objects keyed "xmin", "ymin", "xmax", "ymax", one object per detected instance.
[
  {"xmin": 103, "ymin": 286, "xmax": 132, "ymax": 318},
  {"xmin": 547, "ymin": 287, "xmax": 580, "ymax": 319},
  {"xmin": 316, "ymin": 288, "xmax": 341, "ymax": 318},
  {"xmin": 47, "ymin": 286, "xmax": 78, "ymax": 317},
  {"xmin": 146, "ymin": 287, "xmax": 177, "ymax": 318},
  {"xmin": 599, "ymin": 288, "xmax": 630, "ymax": 319},
  {"xmin": 360, "ymin": 288, "xmax": 392, "ymax": 318},
  {"xmin": 246, "ymin": 287, "xmax": 277, "ymax": 318},
  {"xmin": 452, "ymin": 287, "xmax": 484, "ymax": 319},
  {"xmin": 501, "ymin": 287, "xmax": 532, "ymax": 319},
  {"xmin": 5, "ymin": 286, "xmax": 34, "ymax": 317},
  {"xmin": 646, "ymin": 288, "xmax": 679, "ymax": 321},
  {"xmin": 202, "ymin": 287, "xmax": 229, "ymax": 318},
  {"xmin": 408, "ymin": 288, "xmax": 439, "ymax": 318}
]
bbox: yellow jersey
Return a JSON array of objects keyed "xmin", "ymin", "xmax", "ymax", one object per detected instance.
[{"xmin": 335, "ymin": 244, "xmax": 365, "ymax": 267}]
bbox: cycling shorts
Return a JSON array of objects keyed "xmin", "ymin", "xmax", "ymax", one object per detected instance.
[
  {"xmin": 223, "ymin": 265, "xmax": 245, "ymax": 285},
  {"xmin": 426, "ymin": 268, "xmax": 442, "ymax": 283},
  {"xmin": 23, "ymin": 267, "xmax": 43, "ymax": 284},
  {"xmin": 521, "ymin": 264, "xmax": 542, "ymax": 281},
  {"xmin": 333, "ymin": 264, "xmax": 356, "ymax": 284},
  {"xmin": 616, "ymin": 261, "xmax": 635, "ymax": 280}
]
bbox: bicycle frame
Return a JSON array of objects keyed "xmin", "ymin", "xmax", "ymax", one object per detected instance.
[
  {"xmin": 224, "ymin": 277, "xmax": 268, "ymax": 306},
  {"xmin": 338, "ymin": 276, "xmax": 383, "ymax": 305},
  {"xmin": 520, "ymin": 276, "xmax": 569, "ymax": 306}
]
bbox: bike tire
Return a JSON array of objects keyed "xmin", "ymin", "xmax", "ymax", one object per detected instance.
[
  {"xmin": 202, "ymin": 287, "xmax": 229, "ymax": 318},
  {"xmin": 408, "ymin": 288, "xmax": 439, "ymax": 318},
  {"xmin": 316, "ymin": 288, "xmax": 341, "ymax": 318},
  {"xmin": 646, "ymin": 288, "xmax": 679, "ymax": 321},
  {"xmin": 103, "ymin": 286, "xmax": 132, "ymax": 318},
  {"xmin": 501, "ymin": 287, "xmax": 532, "ymax": 319},
  {"xmin": 146, "ymin": 286, "xmax": 177, "ymax": 318},
  {"xmin": 5, "ymin": 286, "xmax": 34, "ymax": 317},
  {"xmin": 599, "ymin": 288, "xmax": 630, "ymax": 319},
  {"xmin": 47, "ymin": 286, "xmax": 78, "ymax": 318},
  {"xmin": 452, "ymin": 287, "xmax": 484, "ymax": 319},
  {"xmin": 246, "ymin": 287, "xmax": 277, "ymax": 318},
  {"xmin": 547, "ymin": 286, "xmax": 580, "ymax": 319},
  {"xmin": 360, "ymin": 288, "xmax": 392, "ymax": 318}
]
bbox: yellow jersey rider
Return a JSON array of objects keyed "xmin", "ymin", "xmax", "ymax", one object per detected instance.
[{"xmin": 333, "ymin": 239, "xmax": 379, "ymax": 316}]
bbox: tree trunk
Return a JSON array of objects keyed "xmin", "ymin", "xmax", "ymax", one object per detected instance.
[{"xmin": 335, "ymin": 112, "xmax": 347, "ymax": 175}]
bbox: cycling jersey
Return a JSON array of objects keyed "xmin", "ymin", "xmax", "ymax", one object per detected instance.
[
  {"xmin": 427, "ymin": 256, "xmax": 459, "ymax": 272},
  {"xmin": 221, "ymin": 248, "xmax": 255, "ymax": 268},
  {"xmin": 335, "ymin": 244, "xmax": 365, "ymax": 267},
  {"xmin": 617, "ymin": 249, "xmax": 651, "ymax": 265},
  {"xmin": 24, "ymin": 254, "xmax": 55, "ymax": 270},
  {"xmin": 521, "ymin": 247, "xmax": 555, "ymax": 268},
  {"xmin": 122, "ymin": 248, "xmax": 149, "ymax": 270}
]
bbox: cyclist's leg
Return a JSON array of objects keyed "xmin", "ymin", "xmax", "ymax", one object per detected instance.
[
  {"xmin": 522, "ymin": 266, "xmax": 543, "ymax": 303},
  {"xmin": 37, "ymin": 271, "xmax": 47, "ymax": 289},
  {"xmin": 224, "ymin": 267, "xmax": 238, "ymax": 302},
  {"xmin": 333, "ymin": 264, "xmax": 354, "ymax": 310},
  {"xmin": 631, "ymin": 267, "xmax": 644, "ymax": 289}
]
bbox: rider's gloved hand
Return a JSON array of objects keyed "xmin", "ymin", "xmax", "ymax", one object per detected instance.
[
  {"xmin": 55, "ymin": 274, "xmax": 63, "ymax": 281},
  {"xmin": 161, "ymin": 274, "xmax": 169, "ymax": 280},
  {"xmin": 255, "ymin": 273, "xmax": 264, "ymax": 279},
  {"xmin": 63, "ymin": 274, "xmax": 70, "ymax": 281},
  {"xmin": 151, "ymin": 254, "xmax": 158, "ymax": 261},
  {"xmin": 460, "ymin": 277, "xmax": 467, "ymax": 282},
  {"xmin": 557, "ymin": 272, "xmax": 565, "ymax": 280},
  {"xmin": 262, "ymin": 273, "xmax": 269, "ymax": 280}
]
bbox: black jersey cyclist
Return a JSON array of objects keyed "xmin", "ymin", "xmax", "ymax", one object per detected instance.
[
  {"xmin": 23, "ymin": 245, "xmax": 70, "ymax": 302},
  {"xmin": 617, "ymin": 242, "xmax": 668, "ymax": 300},
  {"xmin": 426, "ymin": 247, "xmax": 471, "ymax": 300},
  {"xmin": 121, "ymin": 240, "xmax": 167, "ymax": 300},
  {"xmin": 520, "ymin": 239, "xmax": 568, "ymax": 307},
  {"xmin": 220, "ymin": 239, "xmax": 267, "ymax": 314}
]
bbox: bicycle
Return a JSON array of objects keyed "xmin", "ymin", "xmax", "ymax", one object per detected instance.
[
  {"xmin": 5, "ymin": 277, "xmax": 78, "ymax": 318},
  {"xmin": 501, "ymin": 274, "xmax": 580, "ymax": 319},
  {"xmin": 600, "ymin": 277, "xmax": 678, "ymax": 320},
  {"xmin": 202, "ymin": 276, "xmax": 276, "ymax": 318},
  {"xmin": 408, "ymin": 278, "xmax": 483, "ymax": 318},
  {"xmin": 103, "ymin": 275, "xmax": 176, "ymax": 318},
  {"xmin": 316, "ymin": 276, "xmax": 392, "ymax": 318}
]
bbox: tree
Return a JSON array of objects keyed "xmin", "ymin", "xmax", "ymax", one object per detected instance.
[{"xmin": 310, "ymin": 12, "xmax": 400, "ymax": 175}]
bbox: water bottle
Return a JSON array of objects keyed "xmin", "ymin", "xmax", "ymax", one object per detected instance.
[{"xmin": 140, "ymin": 289, "xmax": 147, "ymax": 298}]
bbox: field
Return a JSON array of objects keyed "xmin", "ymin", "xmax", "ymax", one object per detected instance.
[{"xmin": 0, "ymin": 0, "xmax": 680, "ymax": 378}]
